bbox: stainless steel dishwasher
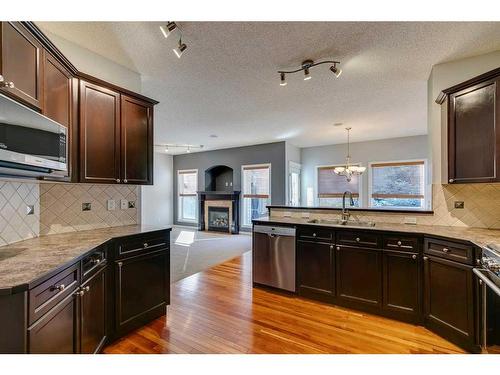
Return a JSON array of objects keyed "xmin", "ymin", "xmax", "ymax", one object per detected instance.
[{"xmin": 252, "ymin": 225, "xmax": 296, "ymax": 292}]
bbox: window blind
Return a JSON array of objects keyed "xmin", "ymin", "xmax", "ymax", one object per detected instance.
[
  {"xmin": 371, "ymin": 161, "xmax": 424, "ymax": 199},
  {"xmin": 317, "ymin": 166, "xmax": 360, "ymax": 198}
]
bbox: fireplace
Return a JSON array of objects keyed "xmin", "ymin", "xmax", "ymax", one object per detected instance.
[{"xmin": 208, "ymin": 207, "xmax": 230, "ymax": 232}]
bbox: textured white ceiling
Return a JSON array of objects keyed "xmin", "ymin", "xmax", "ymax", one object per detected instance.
[{"xmin": 37, "ymin": 22, "xmax": 500, "ymax": 153}]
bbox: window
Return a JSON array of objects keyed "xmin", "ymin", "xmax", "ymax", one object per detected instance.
[
  {"xmin": 317, "ymin": 165, "xmax": 361, "ymax": 207},
  {"xmin": 178, "ymin": 170, "xmax": 198, "ymax": 222},
  {"xmin": 288, "ymin": 162, "xmax": 301, "ymax": 207},
  {"xmin": 369, "ymin": 160, "xmax": 426, "ymax": 209},
  {"xmin": 242, "ymin": 164, "xmax": 271, "ymax": 226}
]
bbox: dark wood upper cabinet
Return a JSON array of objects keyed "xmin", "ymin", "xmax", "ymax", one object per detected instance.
[
  {"xmin": 297, "ymin": 239, "xmax": 335, "ymax": 303},
  {"xmin": 79, "ymin": 80, "xmax": 121, "ymax": 183},
  {"xmin": 423, "ymin": 255, "xmax": 477, "ymax": 351},
  {"xmin": 438, "ymin": 68, "xmax": 500, "ymax": 183},
  {"xmin": 382, "ymin": 250, "xmax": 420, "ymax": 323},
  {"xmin": 0, "ymin": 22, "xmax": 43, "ymax": 109},
  {"xmin": 121, "ymin": 95, "xmax": 153, "ymax": 185},
  {"xmin": 336, "ymin": 245, "xmax": 382, "ymax": 310}
]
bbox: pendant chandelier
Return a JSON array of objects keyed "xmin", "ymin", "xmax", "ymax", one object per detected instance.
[{"xmin": 333, "ymin": 127, "xmax": 366, "ymax": 182}]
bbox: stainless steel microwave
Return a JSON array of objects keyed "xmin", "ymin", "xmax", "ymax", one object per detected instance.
[{"xmin": 0, "ymin": 94, "xmax": 67, "ymax": 177}]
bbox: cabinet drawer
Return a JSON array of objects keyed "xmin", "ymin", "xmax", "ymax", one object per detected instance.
[
  {"xmin": 383, "ymin": 235, "xmax": 419, "ymax": 253},
  {"xmin": 424, "ymin": 237, "xmax": 474, "ymax": 265},
  {"xmin": 29, "ymin": 262, "xmax": 79, "ymax": 325},
  {"xmin": 298, "ymin": 227, "xmax": 333, "ymax": 242},
  {"xmin": 116, "ymin": 233, "xmax": 169, "ymax": 259},
  {"xmin": 82, "ymin": 246, "xmax": 107, "ymax": 281},
  {"xmin": 337, "ymin": 231, "xmax": 380, "ymax": 248}
]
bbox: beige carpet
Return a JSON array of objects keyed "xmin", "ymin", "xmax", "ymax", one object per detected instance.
[{"xmin": 170, "ymin": 227, "xmax": 251, "ymax": 282}]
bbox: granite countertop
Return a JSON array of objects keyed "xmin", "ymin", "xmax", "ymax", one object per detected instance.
[
  {"xmin": 253, "ymin": 216, "xmax": 500, "ymax": 249},
  {"xmin": 0, "ymin": 225, "xmax": 172, "ymax": 294}
]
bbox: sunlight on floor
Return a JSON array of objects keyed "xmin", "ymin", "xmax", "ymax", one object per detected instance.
[{"xmin": 175, "ymin": 230, "xmax": 195, "ymax": 247}]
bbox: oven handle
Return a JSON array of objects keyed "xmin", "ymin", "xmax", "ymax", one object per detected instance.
[{"xmin": 473, "ymin": 268, "xmax": 500, "ymax": 297}]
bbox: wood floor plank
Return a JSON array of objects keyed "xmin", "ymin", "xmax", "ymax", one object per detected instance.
[{"xmin": 103, "ymin": 252, "xmax": 465, "ymax": 354}]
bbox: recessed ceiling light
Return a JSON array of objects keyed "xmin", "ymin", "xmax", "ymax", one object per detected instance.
[
  {"xmin": 333, "ymin": 122, "xmax": 344, "ymax": 127},
  {"xmin": 209, "ymin": 134, "xmax": 218, "ymax": 138}
]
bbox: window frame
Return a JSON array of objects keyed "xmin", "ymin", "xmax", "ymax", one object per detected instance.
[
  {"xmin": 241, "ymin": 163, "xmax": 271, "ymax": 227},
  {"xmin": 368, "ymin": 159, "xmax": 429, "ymax": 210},
  {"xmin": 314, "ymin": 163, "xmax": 363, "ymax": 207},
  {"xmin": 177, "ymin": 169, "xmax": 198, "ymax": 223}
]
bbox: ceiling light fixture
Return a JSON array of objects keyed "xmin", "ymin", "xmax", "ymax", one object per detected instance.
[
  {"xmin": 333, "ymin": 127, "xmax": 366, "ymax": 182},
  {"xmin": 156, "ymin": 144, "xmax": 203, "ymax": 153},
  {"xmin": 278, "ymin": 59, "xmax": 341, "ymax": 86},
  {"xmin": 173, "ymin": 38, "xmax": 187, "ymax": 58},
  {"xmin": 280, "ymin": 72, "xmax": 287, "ymax": 86},
  {"xmin": 160, "ymin": 22, "xmax": 177, "ymax": 39}
]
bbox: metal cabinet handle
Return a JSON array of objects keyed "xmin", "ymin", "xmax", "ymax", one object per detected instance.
[
  {"xmin": 330, "ymin": 245, "xmax": 334, "ymax": 250},
  {"xmin": 0, "ymin": 75, "xmax": 15, "ymax": 88},
  {"xmin": 123, "ymin": 179, "xmax": 128, "ymax": 183},
  {"xmin": 423, "ymin": 256, "xmax": 429, "ymax": 261},
  {"xmin": 118, "ymin": 261, "xmax": 123, "ymax": 267},
  {"xmin": 75, "ymin": 289, "xmax": 85, "ymax": 297},
  {"xmin": 356, "ymin": 237, "xmax": 361, "ymax": 242},
  {"xmin": 52, "ymin": 284, "xmax": 65, "ymax": 292},
  {"xmin": 116, "ymin": 179, "xmax": 121, "ymax": 183},
  {"xmin": 84, "ymin": 286, "xmax": 90, "ymax": 292},
  {"xmin": 479, "ymin": 279, "xmax": 483, "ymax": 285},
  {"xmin": 144, "ymin": 242, "xmax": 149, "ymax": 248},
  {"xmin": 442, "ymin": 247, "xmax": 449, "ymax": 253},
  {"xmin": 312, "ymin": 233, "xmax": 317, "ymax": 237},
  {"xmin": 92, "ymin": 258, "xmax": 101, "ymax": 265},
  {"xmin": 336, "ymin": 246, "xmax": 340, "ymax": 251},
  {"xmin": 449, "ymin": 179, "xmax": 454, "ymax": 183},
  {"xmin": 397, "ymin": 241, "xmax": 402, "ymax": 246},
  {"xmin": 412, "ymin": 254, "xmax": 417, "ymax": 260}
]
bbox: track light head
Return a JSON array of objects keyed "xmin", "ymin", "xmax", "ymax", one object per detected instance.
[
  {"xmin": 280, "ymin": 72, "xmax": 287, "ymax": 86},
  {"xmin": 160, "ymin": 22, "xmax": 177, "ymax": 39},
  {"xmin": 330, "ymin": 64, "xmax": 342, "ymax": 78},
  {"xmin": 303, "ymin": 68, "xmax": 312, "ymax": 81},
  {"xmin": 173, "ymin": 40, "xmax": 187, "ymax": 58}
]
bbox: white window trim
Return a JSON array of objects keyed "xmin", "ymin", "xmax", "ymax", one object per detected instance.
[
  {"xmin": 241, "ymin": 163, "xmax": 271, "ymax": 228},
  {"xmin": 314, "ymin": 163, "xmax": 364, "ymax": 207},
  {"xmin": 288, "ymin": 161, "xmax": 301, "ymax": 206},
  {"xmin": 177, "ymin": 169, "xmax": 198, "ymax": 223},
  {"xmin": 368, "ymin": 159, "xmax": 430, "ymax": 210}
]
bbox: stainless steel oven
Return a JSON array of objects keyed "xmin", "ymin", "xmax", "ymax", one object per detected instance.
[
  {"xmin": 0, "ymin": 94, "xmax": 67, "ymax": 177},
  {"xmin": 474, "ymin": 244, "xmax": 500, "ymax": 353}
]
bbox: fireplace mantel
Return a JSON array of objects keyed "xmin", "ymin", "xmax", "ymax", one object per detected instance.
[{"xmin": 197, "ymin": 191, "xmax": 240, "ymax": 234}]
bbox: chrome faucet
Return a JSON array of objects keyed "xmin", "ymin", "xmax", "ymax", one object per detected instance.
[{"xmin": 342, "ymin": 191, "xmax": 354, "ymax": 223}]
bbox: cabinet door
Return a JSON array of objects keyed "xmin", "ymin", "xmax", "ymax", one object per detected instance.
[
  {"xmin": 80, "ymin": 266, "xmax": 107, "ymax": 354},
  {"xmin": 0, "ymin": 22, "xmax": 43, "ymax": 109},
  {"xmin": 79, "ymin": 80, "xmax": 121, "ymax": 183},
  {"xmin": 423, "ymin": 255, "xmax": 476, "ymax": 350},
  {"xmin": 28, "ymin": 293, "xmax": 78, "ymax": 354},
  {"xmin": 448, "ymin": 78, "xmax": 500, "ymax": 183},
  {"xmin": 297, "ymin": 240, "xmax": 334, "ymax": 303},
  {"xmin": 336, "ymin": 245, "xmax": 382, "ymax": 309},
  {"xmin": 115, "ymin": 250, "xmax": 168, "ymax": 336},
  {"xmin": 121, "ymin": 95, "xmax": 153, "ymax": 185},
  {"xmin": 382, "ymin": 250, "xmax": 420, "ymax": 322}
]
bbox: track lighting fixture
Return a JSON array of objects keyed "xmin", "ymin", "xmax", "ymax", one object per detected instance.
[
  {"xmin": 173, "ymin": 38, "xmax": 187, "ymax": 58},
  {"xmin": 280, "ymin": 72, "xmax": 287, "ymax": 86},
  {"xmin": 160, "ymin": 22, "xmax": 177, "ymax": 39},
  {"xmin": 278, "ymin": 59, "xmax": 341, "ymax": 86},
  {"xmin": 156, "ymin": 144, "xmax": 203, "ymax": 154}
]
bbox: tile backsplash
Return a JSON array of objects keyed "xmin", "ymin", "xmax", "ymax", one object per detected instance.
[
  {"xmin": 0, "ymin": 180, "xmax": 139, "ymax": 246},
  {"xmin": 270, "ymin": 183, "xmax": 500, "ymax": 229}
]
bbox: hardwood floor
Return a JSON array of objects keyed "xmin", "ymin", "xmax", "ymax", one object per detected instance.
[{"xmin": 104, "ymin": 252, "xmax": 465, "ymax": 354}]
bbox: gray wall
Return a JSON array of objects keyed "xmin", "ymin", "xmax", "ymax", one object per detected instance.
[
  {"xmin": 173, "ymin": 142, "xmax": 286, "ymax": 225},
  {"xmin": 301, "ymin": 135, "xmax": 429, "ymax": 207}
]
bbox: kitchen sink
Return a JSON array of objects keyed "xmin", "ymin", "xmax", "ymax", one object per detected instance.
[{"xmin": 306, "ymin": 218, "xmax": 376, "ymax": 227}]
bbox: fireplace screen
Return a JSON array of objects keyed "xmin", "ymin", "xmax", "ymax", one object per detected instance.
[{"xmin": 208, "ymin": 207, "xmax": 230, "ymax": 232}]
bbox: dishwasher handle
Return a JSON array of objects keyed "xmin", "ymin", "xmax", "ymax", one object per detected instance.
[
  {"xmin": 473, "ymin": 268, "xmax": 500, "ymax": 297},
  {"xmin": 253, "ymin": 225, "xmax": 296, "ymax": 237}
]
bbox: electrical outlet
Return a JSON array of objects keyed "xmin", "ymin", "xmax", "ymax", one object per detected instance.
[
  {"xmin": 107, "ymin": 199, "xmax": 116, "ymax": 211},
  {"xmin": 120, "ymin": 199, "xmax": 128, "ymax": 210},
  {"xmin": 26, "ymin": 205, "xmax": 34, "ymax": 215},
  {"xmin": 82, "ymin": 202, "xmax": 91, "ymax": 211},
  {"xmin": 283, "ymin": 211, "xmax": 292, "ymax": 218},
  {"xmin": 128, "ymin": 200, "xmax": 136, "ymax": 209},
  {"xmin": 404, "ymin": 216, "xmax": 417, "ymax": 225},
  {"xmin": 301, "ymin": 212, "xmax": 310, "ymax": 219},
  {"xmin": 454, "ymin": 201, "xmax": 465, "ymax": 209}
]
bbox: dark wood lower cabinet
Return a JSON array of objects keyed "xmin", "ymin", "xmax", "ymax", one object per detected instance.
[
  {"xmin": 382, "ymin": 250, "xmax": 420, "ymax": 323},
  {"xmin": 28, "ymin": 293, "xmax": 78, "ymax": 354},
  {"xmin": 115, "ymin": 249, "xmax": 168, "ymax": 336},
  {"xmin": 423, "ymin": 255, "xmax": 478, "ymax": 352},
  {"xmin": 336, "ymin": 245, "xmax": 382, "ymax": 311},
  {"xmin": 296, "ymin": 240, "xmax": 335, "ymax": 303},
  {"xmin": 80, "ymin": 266, "xmax": 107, "ymax": 354}
]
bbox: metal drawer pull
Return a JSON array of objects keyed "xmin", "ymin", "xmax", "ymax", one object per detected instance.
[
  {"xmin": 336, "ymin": 246, "xmax": 340, "ymax": 251},
  {"xmin": 0, "ymin": 75, "xmax": 15, "ymax": 88},
  {"xmin": 92, "ymin": 258, "xmax": 101, "ymax": 265},
  {"xmin": 397, "ymin": 241, "xmax": 402, "ymax": 246},
  {"xmin": 75, "ymin": 290, "xmax": 85, "ymax": 297},
  {"xmin": 330, "ymin": 245, "xmax": 334, "ymax": 250},
  {"xmin": 356, "ymin": 237, "xmax": 360, "ymax": 242},
  {"xmin": 52, "ymin": 284, "xmax": 65, "ymax": 292},
  {"xmin": 84, "ymin": 286, "xmax": 90, "ymax": 292},
  {"xmin": 442, "ymin": 247, "xmax": 450, "ymax": 253},
  {"xmin": 312, "ymin": 233, "xmax": 317, "ymax": 237},
  {"xmin": 124, "ymin": 179, "xmax": 128, "ymax": 183},
  {"xmin": 412, "ymin": 254, "xmax": 417, "ymax": 260},
  {"xmin": 144, "ymin": 242, "xmax": 149, "ymax": 248},
  {"xmin": 423, "ymin": 256, "xmax": 428, "ymax": 261},
  {"xmin": 116, "ymin": 179, "xmax": 121, "ymax": 183}
]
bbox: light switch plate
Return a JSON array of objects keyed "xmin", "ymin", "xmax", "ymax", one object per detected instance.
[
  {"xmin": 128, "ymin": 201, "xmax": 136, "ymax": 209},
  {"xmin": 454, "ymin": 201, "xmax": 465, "ymax": 209},
  {"xmin": 107, "ymin": 199, "xmax": 116, "ymax": 211},
  {"xmin": 404, "ymin": 216, "xmax": 417, "ymax": 225},
  {"xmin": 26, "ymin": 205, "xmax": 35, "ymax": 215},
  {"xmin": 82, "ymin": 202, "xmax": 91, "ymax": 211},
  {"xmin": 120, "ymin": 199, "xmax": 128, "ymax": 210}
]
